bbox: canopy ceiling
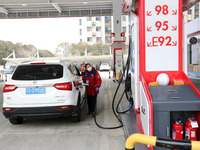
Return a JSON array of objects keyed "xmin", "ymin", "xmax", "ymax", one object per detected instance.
[{"xmin": 0, "ymin": 0, "xmax": 114, "ymax": 19}]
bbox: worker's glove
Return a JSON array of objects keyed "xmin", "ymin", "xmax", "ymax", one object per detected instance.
[{"xmin": 96, "ymin": 87, "xmax": 99, "ymax": 92}]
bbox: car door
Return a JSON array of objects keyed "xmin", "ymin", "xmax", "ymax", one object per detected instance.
[
  {"xmin": 73, "ymin": 65, "xmax": 85, "ymax": 98},
  {"xmin": 69, "ymin": 64, "xmax": 85, "ymax": 102}
]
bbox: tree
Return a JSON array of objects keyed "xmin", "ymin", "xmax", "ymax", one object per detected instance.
[
  {"xmin": 56, "ymin": 42, "xmax": 71, "ymax": 57},
  {"xmin": 59, "ymin": 42, "xmax": 110, "ymax": 56},
  {"xmin": 70, "ymin": 42, "xmax": 89, "ymax": 56},
  {"xmin": 0, "ymin": 40, "xmax": 55, "ymax": 65},
  {"xmin": 39, "ymin": 50, "xmax": 55, "ymax": 57},
  {"xmin": 15, "ymin": 43, "xmax": 36, "ymax": 58},
  {"xmin": 89, "ymin": 44, "xmax": 110, "ymax": 55},
  {"xmin": 0, "ymin": 40, "xmax": 14, "ymax": 65}
]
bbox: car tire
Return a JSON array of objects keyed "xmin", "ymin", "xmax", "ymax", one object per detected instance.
[
  {"xmin": 71, "ymin": 97, "xmax": 81, "ymax": 122},
  {"xmin": 9, "ymin": 117, "xmax": 23, "ymax": 125}
]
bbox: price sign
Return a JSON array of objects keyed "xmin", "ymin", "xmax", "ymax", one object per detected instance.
[{"xmin": 145, "ymin": 0, "xmax": 179, "ymax": 71}]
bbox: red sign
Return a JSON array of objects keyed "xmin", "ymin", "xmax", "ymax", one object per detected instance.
[
  {"xmin": 111, "ymin": 33, "xmax": 115, "ymax": 37},
  {"xmin": 121, "ymin": 32, "xmax": 125, "ymax": 37}
]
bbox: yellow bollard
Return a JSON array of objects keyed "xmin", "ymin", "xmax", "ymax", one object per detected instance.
[
  {"xmin": 125, "ymin": 133, "xmax": 156, "ymax": 150},
  {"xmin": 117, "ymin": 72, "xmax": 120, "ymax": 80},
  {"xmin": 125, "ymin": 133, "xmax": 200, "ymax": 150}
]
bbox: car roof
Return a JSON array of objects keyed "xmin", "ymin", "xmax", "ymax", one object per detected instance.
[
  {"xmin": 20, "ymin": 60, "xmax": 73, "ymax": 65},
  {"xmin": 101, "ymin": 63, "xmax": 109, "ymax": 65}
]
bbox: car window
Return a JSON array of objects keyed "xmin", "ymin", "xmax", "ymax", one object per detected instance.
[
  {"xmin": 74, "ymin": 66, "xmax": 81, "ymax": 76},
  {"xmin": 12, "ymin": 64, "xmax": 63, "ymax": 80},
  {"xmin": 68, "ymin": 65, "xmax": 79, "ymax": 76},
  {"xmin": 4, "ymin": 66, "xmax": 16, "ymax": 74}
]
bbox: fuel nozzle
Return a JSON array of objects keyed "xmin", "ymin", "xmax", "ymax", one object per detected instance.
[
  {"xmin": 74, "ymin": 81, "xmax": 89, "ymax": 88},
  {"xmin": 74, "ymin": 81, "xmax": 84, "ymax": 90},
  {"xmin": 74, "ymin": 81, "xmax": 79, "ymax": 86}
]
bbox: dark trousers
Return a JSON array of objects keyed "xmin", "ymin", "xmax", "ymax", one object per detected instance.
[{"xmin": 87, "ymin": 95, "xmax": 97, "ymax": 113}]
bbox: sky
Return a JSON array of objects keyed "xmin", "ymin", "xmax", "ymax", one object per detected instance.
[{"xmin": 0, "ymin": 17, "xmax": 79, "ymax": 53}]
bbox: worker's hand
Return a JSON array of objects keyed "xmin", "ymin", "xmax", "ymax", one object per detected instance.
[{"xmin": 96, "ymin": 87, "xmax": 99, "ymax": 92}]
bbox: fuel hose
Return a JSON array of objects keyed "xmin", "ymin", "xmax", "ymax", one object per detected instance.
[{"xmin": 86, "ymin": 37, "xmax": 133, "ymax": 129}]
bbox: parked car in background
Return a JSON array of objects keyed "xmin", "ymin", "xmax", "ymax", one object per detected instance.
[
  {"xmin": 2, "ymin": 60, "xmax": 86, "ymax": 124},
  {"xmin": 100, "ymin": 63, "xmax": 110, "ymax": 71}
]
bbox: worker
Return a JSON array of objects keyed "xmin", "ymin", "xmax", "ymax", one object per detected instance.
[{"xmin": 82, "ymin": 63, "xmax": 102, "ymax": 117}]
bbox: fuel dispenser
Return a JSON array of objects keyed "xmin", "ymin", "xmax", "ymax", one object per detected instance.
[
  {"xmin": 127, "ymin": 0, "xmax": 200, "ymax": 149},
  {"xmin": 111, "ymin": 41, "xmax": 125, "ymax": 80}
]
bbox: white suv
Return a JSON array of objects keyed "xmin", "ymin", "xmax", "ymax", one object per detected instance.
[{"xmin": 2, "ymin": 60, "xmax": 86, "ymax": 124}]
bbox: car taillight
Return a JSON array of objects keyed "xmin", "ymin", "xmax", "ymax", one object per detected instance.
[
  {"xmin": 3, "ymin": 108, "xmax": 16, "ymax": 111},
  {"xmin": 54, "ymin": 82, "xmax": 72, "ymax": 90},
  {"xmin": 3, "ymin": 85, "xmax": 17, "ymax": 92},
  {"xmin": 56, "ymin": 106, "xmax": 72, "ymax": 110}
]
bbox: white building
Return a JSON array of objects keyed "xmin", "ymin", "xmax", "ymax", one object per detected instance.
[
  {"xmin": 183, "ymin": 2, "xmax": 200, "ymax": 22},
  {"xmin": 78, "ymin": 16, "xmax": 130, "ymax": 46}
]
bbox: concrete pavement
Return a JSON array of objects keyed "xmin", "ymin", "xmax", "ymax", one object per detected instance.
[
  {"xmin": 0, "ymin": 72, "xmax": 199, "ymax": 150},
  {"xmin": 0, "ymin": 72, "xmax": 126, "ymax": 150}
]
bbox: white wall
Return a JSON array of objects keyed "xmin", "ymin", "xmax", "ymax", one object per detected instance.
[{"xmin": 187, "ymin": 17, "xmax": 200, "ymax": 64}]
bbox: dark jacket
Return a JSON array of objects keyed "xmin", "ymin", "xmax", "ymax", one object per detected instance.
[{"xmin": 82, "ymin": 67, "xmax": 102, "ymax": 96}]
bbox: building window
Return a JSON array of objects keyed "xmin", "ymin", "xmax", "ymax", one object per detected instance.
[
  {"xmin": 87, "ymin": 37, "xmax": 92, "ymax": 42},
  {"xmin": 105, "ymin": 26, "xmax": 111, "ymax": 34},
  {"xmin": 87, "ymin": 17, "xmax": 92, "ymax": 21},
  {"xmin": 105, "ymin": 36, "xmax": 111, "ymax": 44},
  {"xmin": 195, "ymin": 4, "xmax": 199, "ymax": 13},
  {"xmin": 105, "ymin": 16, "xmax": 111, "ymax": 23},
  {"xmin": 122, "ymin": 27, "xmax": 126, "ymax": 32},
  {"xmin": 122, "ymin": 16, "xmax": 126, "ymax": 21},
  {"xmin": 96, "ymin": 27, "xmax": 101, "ymax": 31},
  {"xmin": 80, "ymin": 29, "xmax": 82, "ymax": 35},
  {"xmin": 105, "ymin": 36, "xmax": 111, "ymax": 40},
  {"xmin": 105, "ymin": 36, "xmax": 112, "ymax": 44},
  {"xmin": 96, "ymin": 16, "xmax": 101, "ymax": 21},
  {"xmin": 188, "ymin": 10, "xmax": 192, "ymax": 15},
  {"xmin": 195, "ymin": 15, "xmax": 199, "ymax": 19},
  {"xmin": 79, "ymin": 19, "xmax": 82, "ymax": 25},
  {"xmin": 96, "ymin": 37, "xmax": 101, "ymax": 42},
  {"xmin": 87, "ymin": 27, "xmax": 92, "ymax": 31},
  {"xmin": 80, "ymin": 39, "xmax": 82, "ymax": 42}
]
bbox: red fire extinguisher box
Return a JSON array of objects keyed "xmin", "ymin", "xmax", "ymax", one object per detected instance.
[{"xmin": 148, "ymin": 85, "xmax": 200, "ymax": 147}]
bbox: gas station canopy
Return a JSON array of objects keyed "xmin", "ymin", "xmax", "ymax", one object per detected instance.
[
  {"xmin": 0, "ymin": 0, "xmax": 113, "ymax": 19},
  {"xmin": 0, "ymin": 0, "xmax": 199, "ymax": 19}
]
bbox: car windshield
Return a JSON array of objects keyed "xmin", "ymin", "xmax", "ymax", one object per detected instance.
[{"xmin": 12, "ymin": 64, "xmax": 63, "ymax": 80}]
